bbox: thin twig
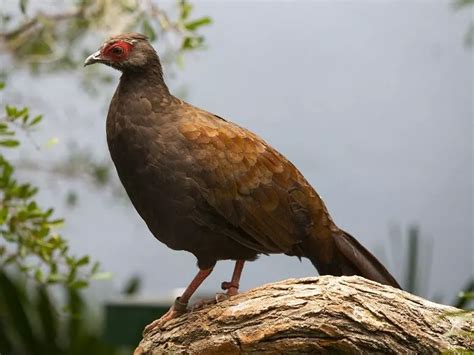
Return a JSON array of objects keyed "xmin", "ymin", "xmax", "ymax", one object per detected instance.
[{"xmin": 0, "ymin": 8, "xmax": 84, "ymax": 41}]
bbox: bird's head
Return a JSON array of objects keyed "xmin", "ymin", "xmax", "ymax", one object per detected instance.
[{"xmin": 84, "ymin": 32, "xmax": 158, "ymax": 71}]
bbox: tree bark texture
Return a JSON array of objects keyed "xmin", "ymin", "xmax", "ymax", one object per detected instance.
[{"xmin": 134, "ymin": 276, "xmax": 473, "ymax": 354}]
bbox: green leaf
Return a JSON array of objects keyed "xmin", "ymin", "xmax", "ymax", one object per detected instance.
[
  {"xmin": 17, "ymin": 107, "xmax": 28, "ymax": 119},
  {"xmin": 180, "ymin": 0, "xmax": 193, "ymax": 20},
  {"xmin": 181, "ymin": 36, "xmax": 205, "ymax": 51},
  {"xmin": 66, "ymin": 256, "xmax": 75, "ymax": 267},
  {"xmin": 47, "ymin": 219, "xmax": 64, "ymax": 227},
  {"xmin": 5, "ymin": 105, "xmax": 28, "ymax": 120},
  {"xmin": 0, "ymin": 139, "xmax": 20, "ymax": 147},
  {"xmin": 29, "ymin": 115, "xmax": 42, "ymax": 126},
  {"xmin": 76, "ymin": 255, "xmax": 89, "ymax": 267},
  {"xmin": 0, "ymin": 207, "xmax": 8, "ymax": 224},
  {"xmin": 0, "ymin": 272, "xmax": 39, "ymax": 353},
  {"xmin": 36, "ymin": 285, "xmax": 58, "ymax": 344},
  {"xmin": 184, "ymin": 17, "xmax": 212, "ymax": 31},
  {"xmin": 46, "ymin": 273, "xmax": 65, "ymax": 283},
  {"xmin": 91, "ymin": 261, "xmax": 100, "ymax": 275},
  {"xmin": 22, "ymin": 113, "xmax": 29, "ymax": 124},
  {"xmin": 0, "ymin": 82, "xmax": 5, "ymax": 90},
  {"xmin": 27, "ymin": 201, "xmax": 37, "ymax": 211},
  {"xmin": 459, "ymin": 291, "xmax": 474, "ymax": 299},
  {"xmin": 5, "ymin": 105, "xmax": 17, "ymax": 117},
  {"xmin": 69, "ymin": 280, "xmax": 88, "ymax": 289},
  {"xmin": 34, "ymin": 269, "xmax": 43, "ymax": 283},
  {"xmin": 91, "ymin": 272, "xmax": 112, "ymax": 280},
  {"xmin": 182, "ymin": 37, "xmax": 193, "ymax": 50}
]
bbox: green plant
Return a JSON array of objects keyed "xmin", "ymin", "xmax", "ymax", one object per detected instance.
[
  {"xmin": 454, "ymin": 281, "xmax": 474, "ymax": 309},
  {"xmin": 0, "ymin": 269, "xmax": 122, "ymax": 355},
  {"xmin": 0, "ymin": 80, "xmax": 123, "ymax": 354},
  {"xmin": 0, "ymin": 0, "xmax": 211, "ymax": 73},
  {"xmin": 0, "ymin": 82, "xmax": 103, "ymax": 288}
]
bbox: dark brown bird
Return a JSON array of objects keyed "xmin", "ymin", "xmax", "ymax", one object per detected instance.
[{"xmin": 85, "ymin": 33, "xmax": 400, "ymax": 333}]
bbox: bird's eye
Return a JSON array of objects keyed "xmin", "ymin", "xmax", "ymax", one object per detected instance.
[{"xmin": 111, "ymin": 46, "xmax": 124, "ymax": 56}]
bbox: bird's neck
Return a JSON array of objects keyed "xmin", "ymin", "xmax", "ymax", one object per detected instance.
[{"xmin": 119, "ymin": 63, "xmax": 171, "ymax": 100}]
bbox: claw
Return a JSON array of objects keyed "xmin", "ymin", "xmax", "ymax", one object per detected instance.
[
  {"xmin": 142, "ymin": 297, "xmax": 188, "ymax": 336},
  {"xmin": 221, "ymin": 281, "xmax": 239, "ymax": 296}
]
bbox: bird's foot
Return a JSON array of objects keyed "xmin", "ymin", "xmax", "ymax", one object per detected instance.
[
  {"xmin": 201, "ymin": 281, "xmax": 239, "ymax": 305},
  {"xmin": 142, "ymin": 297, "xmax": 188, "ymax": 336},
  {"xmin": 221, "ymin": 281, "xmax": 239, "ymax": 296}
]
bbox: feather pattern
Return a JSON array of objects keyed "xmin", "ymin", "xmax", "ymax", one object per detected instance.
[{"xmin": 99, "ymin": 33, "xmax": 400, "ymax": 288}]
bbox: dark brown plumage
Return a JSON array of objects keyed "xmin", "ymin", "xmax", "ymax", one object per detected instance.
[{"xmin": 85, "ymin": 33, "xmax": 400, "ymax": 331}]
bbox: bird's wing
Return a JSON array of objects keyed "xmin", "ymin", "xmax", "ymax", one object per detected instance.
[{"xmin": 177, "ymin": 108, "xmax": 332, "ymax": 254}]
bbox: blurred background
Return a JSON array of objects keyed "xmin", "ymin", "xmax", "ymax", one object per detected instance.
[{"xmin": 0, "ymin": 0, "xmax": 472, "ymax": 353}]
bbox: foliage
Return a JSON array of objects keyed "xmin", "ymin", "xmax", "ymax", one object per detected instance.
[
  {"xmin": 0, "ymin": 0, "xmax": 212, "ymax": 73},
  {"xmin": 453, "ymin": 0, "xmax": 474, "ymax": 46},
  {"xmin": 0, "ymin": 269, "xmax": 123, "ymax": 355},
  {"xmin": 454, "ymin": 281, "xmax": 474, "ymax": 309},
  {"xmin": 0, "ymin": 82, "xmax": 103, "ymax": 289}
]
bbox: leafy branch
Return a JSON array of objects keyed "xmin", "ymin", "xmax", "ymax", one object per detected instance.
[
  {"xmin": 0, "ymin": 83, "xmax": 105, "ymax": 289},
  {"xmin": 0, "ymin": 0, "xmax": 212, "ymax": 72}
]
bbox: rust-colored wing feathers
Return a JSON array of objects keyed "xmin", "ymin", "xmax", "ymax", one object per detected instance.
[{"xmin": 178, "ymin": 108, "xmax": 331, "ymax": 254}]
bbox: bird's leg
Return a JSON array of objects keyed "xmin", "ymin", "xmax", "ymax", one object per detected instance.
[
  {"xmin": 143, "ymin": 267, "xmax": 213, "ymax": 335},
  {"xmin": 192, "ymin": 260, "xmax": 246, "ymax": 310},
  {"xmin": 221, "ymin": 260, "xmax": 245, "ymax": 296}
]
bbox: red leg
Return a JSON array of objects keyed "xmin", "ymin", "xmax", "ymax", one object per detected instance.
[
  {"xmin": 178, "ymin": 267, "xmax": 213, "ymax": 304},
  {"xmin": 221, "ymin": 260, "xmax": 245, "ymax": 296},
  {"xmin": 143, "ymin": 267, "xmax": 213, "ymax": 335}
]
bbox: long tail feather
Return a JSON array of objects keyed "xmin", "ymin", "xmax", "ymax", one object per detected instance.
[{"xmin": 304, "ymin": 230, "xmax": 401, "ymax": 289}]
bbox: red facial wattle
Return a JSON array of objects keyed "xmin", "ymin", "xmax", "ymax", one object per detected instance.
[{"xmin": 101, "ymin": 41, "xmax": 133, "ymax": 62}]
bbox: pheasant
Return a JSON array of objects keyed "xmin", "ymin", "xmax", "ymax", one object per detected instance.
[{"xmin": 84, "ymin": 33, "xmax": 400, "ymax": 334}]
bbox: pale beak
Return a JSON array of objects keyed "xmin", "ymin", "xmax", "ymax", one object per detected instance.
[{"xmin": 84, "ymin": 50, "xmax": 102, "ymax": 67}]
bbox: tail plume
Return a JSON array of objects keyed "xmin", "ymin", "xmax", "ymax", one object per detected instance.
[{"xmin": 305, "ymin": 230, "xmax": 401, "ymax": 289}]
